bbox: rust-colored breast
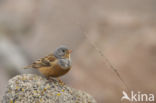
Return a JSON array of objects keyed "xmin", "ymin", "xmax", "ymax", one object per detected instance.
[{"xmin": 39, "ymin": 63, "xmax": 71, "ymax": 78}]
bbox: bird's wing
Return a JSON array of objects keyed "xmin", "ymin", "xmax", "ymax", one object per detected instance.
[{"xmin": 24, "ymin": 54, "xmax": 56, "ymax": 69}]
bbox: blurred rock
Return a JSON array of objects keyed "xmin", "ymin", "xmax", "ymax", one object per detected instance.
[
  {"xmin": 0, "ymin": 36, "xmax": 29, "ymax": 74},
  {"xmin": 2, "ymin": 74, "xmax": 96, "ymax": 103},
  {"xmin": 0, "ymin": 67, "xmax": 9, "ymax": 101}
]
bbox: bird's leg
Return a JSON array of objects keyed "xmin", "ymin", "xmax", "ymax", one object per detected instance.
[{"xmin": 57, "ymin": 77, "xmax": 65, "ymax": 86}]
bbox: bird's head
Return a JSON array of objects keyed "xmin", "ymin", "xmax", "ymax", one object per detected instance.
[{"xmin": 54, "ymin": 45, "xmax": 72, "ymax": 59}]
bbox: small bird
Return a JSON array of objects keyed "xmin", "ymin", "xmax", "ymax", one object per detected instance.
[{"xmin": 24, "ymin": 45, "xmax": 72, "ymax": 82}]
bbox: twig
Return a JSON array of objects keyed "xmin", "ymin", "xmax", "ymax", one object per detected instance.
[{"xmin": 84, "ymin": 32, "xmax": 129, "ymax": 91}]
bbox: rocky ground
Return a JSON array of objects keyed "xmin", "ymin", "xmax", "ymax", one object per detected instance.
[{"xmin": 2, "ymin": 74, "xmax": 96, "ymax": 103}]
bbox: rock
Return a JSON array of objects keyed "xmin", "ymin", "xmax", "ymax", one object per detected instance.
[{"xmin": 2, "ymin": 74, "xmax": 96, "ymax": 103}]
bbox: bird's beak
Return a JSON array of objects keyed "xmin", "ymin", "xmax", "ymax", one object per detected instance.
[{"xmin": 69, "ymin": 49, "xmax": 72, "ymax": 53}]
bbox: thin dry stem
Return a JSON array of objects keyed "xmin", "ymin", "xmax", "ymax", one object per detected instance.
[{"xmin": 84, "ymin": 33, "xmax": 129, "ymax": 91}]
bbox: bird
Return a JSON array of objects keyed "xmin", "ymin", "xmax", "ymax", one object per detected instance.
[{"xmin": 24, "ymin": 45, "xmax": 72, "ymax": 83}]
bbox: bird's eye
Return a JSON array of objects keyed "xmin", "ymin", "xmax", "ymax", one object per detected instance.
[{"xmin": 62, "ymin": 50, "xmax": 65, "ymax": 52}]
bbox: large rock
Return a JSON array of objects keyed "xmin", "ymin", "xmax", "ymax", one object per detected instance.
[{"xmin": 2, "ymin": 74, "xmax": 96, "ymax": 103}]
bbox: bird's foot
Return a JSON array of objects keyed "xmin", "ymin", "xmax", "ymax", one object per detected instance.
[{"xmin": 57, "ymin": 78, "xmax": 65, "ymax": 86}]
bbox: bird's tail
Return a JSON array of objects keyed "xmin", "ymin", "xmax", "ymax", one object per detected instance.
[{"xmin": 24, "ymin": 65, "xmax": 32, "ymax": 69}]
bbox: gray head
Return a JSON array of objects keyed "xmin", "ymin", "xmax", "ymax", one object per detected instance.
[{"xmin": 53, "ymin": 45, "xmax": 72, "ymax": 59}]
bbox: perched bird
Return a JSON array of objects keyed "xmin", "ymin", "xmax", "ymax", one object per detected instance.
[{"xmin": 24, "ymin": 45, "xmax": 72, "ymax": 82}]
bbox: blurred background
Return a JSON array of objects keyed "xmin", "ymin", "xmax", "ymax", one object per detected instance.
[{"xmin": 0, "ymin": 0, "xmax": 156, "ymax": 103}]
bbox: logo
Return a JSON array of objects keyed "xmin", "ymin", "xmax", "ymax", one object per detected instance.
[{"xmin": 121, "ymin": 91, "xmax": 155, "ymax": 102}]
